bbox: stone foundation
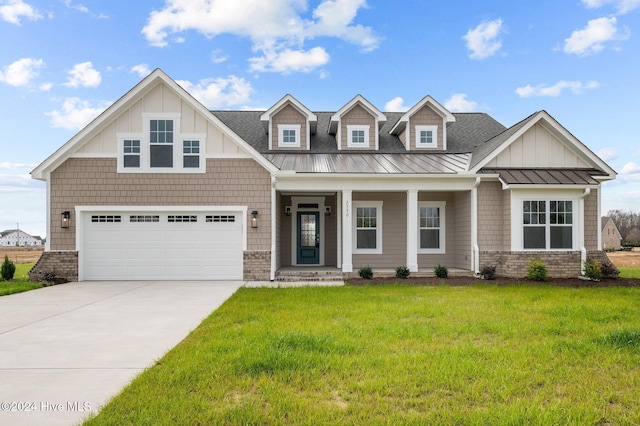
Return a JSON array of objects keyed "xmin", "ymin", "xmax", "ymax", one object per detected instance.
[
  {"xmin": 29, "ymin": 251, "xmax": 78, "ymax": 283},
  {"xmin": 243, "ymin": 250, "xmax": 271, "ymax": 281},
  {"xmin": 479, "ymin": 251, "xmax": 582, "ymax": 278}
]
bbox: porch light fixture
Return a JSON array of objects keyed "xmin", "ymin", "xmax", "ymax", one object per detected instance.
[
  {"xmin": 251, "ymin": 210, "xmax": 258, "ymax": 228},
  {"xmin": 285, "ymin": 206, "xmax": 292, "ymax": 216},
  {"xmin": 61, "ymin": 211, "xmax": 71, "ymax": 228},
  {"xmin": 325, "ymin": 206, "xmax": 331, "ymax": 216}
]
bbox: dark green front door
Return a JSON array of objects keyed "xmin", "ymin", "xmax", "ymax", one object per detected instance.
[{"xmin": 297, "ymin": 212, "xmax": 320, "ymax": 264}]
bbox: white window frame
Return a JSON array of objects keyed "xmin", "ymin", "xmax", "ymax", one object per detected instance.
[
  {"xmin": 418, "ymin": 201, "xmax": 446, "ymax": 254},
  {"xmin": 353, "ymin": 201, "xmax": 383, "ymax": 254},
  {"xmin": 347, "ymin": 125, "xmax": 369, "ymax": 148},
  {"xmin": 415, "ymin": 125, "xmax": 438, "ymax": 148},
  {"xmin": 278, "ymin": 124, "xmax": 301, "ymax": 148},
  {"xmin": 521, "ymin": 199, "xmax": 575, "ymax": 250},
  {"xmin": 117, "ymin": 114, "xmax": 206, "ymax": 173}
]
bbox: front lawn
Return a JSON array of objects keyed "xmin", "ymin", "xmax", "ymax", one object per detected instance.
[
  {"xmin": 85, "ymin": 285, "xmax": 640, "ymax": 425},
  {"xmin": 0, "ymin": 263, "xmax": 43, "ymax": 296},
  {"xmin": 619, "ymin": 266, "xmax": 640, "ymax": 279}
]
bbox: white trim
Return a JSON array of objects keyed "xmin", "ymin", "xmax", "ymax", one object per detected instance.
[
  {"xmin": 353, "ymin": 201, "xmax": 383, "ymax": 254},
  {"xmin": 70, "ymin": 153, "xmax": 118, "ymax": 158},
  {"xmin": 290, "ymin": 196, "xmax": 325, "ymax": 266},
  {"xmin": 45, "ymin": 172, "xmax": 51, "ymax": 251},
  {"xmin": 271, "ymin": 176, "xmax": 277, "ymax": 281},
  {"xmin": 510, "ymin": 189, "xmax": 582, "ymax": 251},
  {"xmin": 337, "ymin": 191, "xmax": 342, "ymax": 269},
  {"xmin": 406, "ymin": 190, "xmax": 418, "ymax": 272},
  {"xmin": 418, "ymin": 201, "xmax": 446, "ymax": 254},
  {"xmin": 342, "ymin": 190, "xmax": 352, "ymax": 272},
  {"xmin": 278, "ymin": 124, "xmax": 301, "ymax": 148},
  {"xmin": 415, "ymin": 125, "xmax": 438, "ymax": 149},
  {"xmin": 347, "ymin": 125, "xmax": 370, "ymax": 148},
  {"xmin": 75, "ymin": 205, "xmax": 248, "ymax": 281}
]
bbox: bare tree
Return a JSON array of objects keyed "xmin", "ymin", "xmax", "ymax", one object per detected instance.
[{"xmin": 607, "ymin": 210, "xmax": 640, "ymax": 243}]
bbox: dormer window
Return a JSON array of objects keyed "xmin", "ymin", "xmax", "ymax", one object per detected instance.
[
  {"xmin": 416, "ymin": 125, "xmax": 438, "ymax": 148},
  {"xmin": 347, "ymin": 125, "xmax": 369, "ymax": 147},
  {"xmin": 278, "ymin": 124, "xmax": 301, "ymax": 148}
]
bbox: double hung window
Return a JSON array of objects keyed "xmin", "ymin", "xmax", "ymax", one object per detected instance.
[{"xmin": 523, "ymin": 200, "xmax": 573, "ymax": 249}]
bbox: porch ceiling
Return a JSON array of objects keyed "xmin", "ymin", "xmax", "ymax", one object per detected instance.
[{"xmin": 264, "ymin": 153, "xmax": 471, "ymax": 174}]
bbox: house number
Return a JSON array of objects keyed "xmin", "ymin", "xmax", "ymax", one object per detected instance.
[{"xmin": 345, "ymin": 200, "xmax": 350, "ymax": 218}]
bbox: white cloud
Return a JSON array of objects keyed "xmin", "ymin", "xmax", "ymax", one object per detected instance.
[
  {"xmin": 463, "ymin": 18, "xmax": 504, "ymax": 60},
  {"xmin": 515, "ymin": 80, "xmax": 599, "ymax": 97},
  {"xmin": 249, "ymin": 46, "xmax": 330, "ymax": 74},
  {"xmin": 130, "ymin": 64, "xmax": 152, "ymax": 78},
  {"xmin": 596, "ymin": 147, "xmax": 618, "ymax": 162},
  {"xmin": 47, "ymin": 97, "xmax": 111, "ymax": 130},
  {"xmin": 62, "ymin": 0, "xmax": 88, "ymax": 13},
  {"xmin": 0, "ymin": 0, "xmax": 42, "ymax": 25},
  {"xmin": 621, "ymin": 161, "xmax": 640, "ymax": 175},
  {"xmin": 444, "ymin": 93, "xmax": 478, "ymax": 112},
  {"xmin": 384, "ymin": 97, "xmax": 409, "ymax": 112},
  {"xmin": 64, "ymin": 62, "xmax": 102, "ymax": 88},
  {"xmin": 0, "ymin": 162, "xmax": 37, "ymax": 170},
  {"xmin": 175, "ymin": 76, "xmax": 253, "ymax": 109},
  {"xmin": 582, "ymin": 0, "xmax": 640, "ymax": 14},
  {"xmin": 0, "ymin": 57, "xmax": 43, "ymax": 87},
  {"xmin": 564, "ymin": 17, "xmax": 628, "ymax": 56},
  {"xmin": 142, "ymin": 0, "xmax": 380, "ymax": 74},
  {"xmin": 39, "ymin": 82, "xmax": 52, "ymax": 91},
  {"xmin": 211, "ymin": 49, "xmax": 228, "ymax": 64}
]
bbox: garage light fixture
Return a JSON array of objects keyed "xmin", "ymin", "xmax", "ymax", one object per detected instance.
[
  {"xmin": 251, "ymin": 211, "xmax": 258, "ymax": 228},
  {"xmin": 61, "ymin": 211, "xmax": 71, "ymax": 228}
]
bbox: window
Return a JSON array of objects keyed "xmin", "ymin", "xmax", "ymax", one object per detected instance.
[
  {"xmin": 168, "ymin": 215, "xmax": 197, "ymax": 223},
  {"xmin": 130, "ymin": 215, "xmax": 159, "ymax": 223},
  {"xmin": 353, "ymin": 201, "xmax": 382, "ymax": 254},
  {"xmin": 91, "ymin": 215, "xmax": 121, "ymax": 223},
  {"xmin": 123, "ymin": 140, "xmax": 140, "ymax": 168},
  {"xmin": 415, "ymin": 125, "xmax": 438, "ymax": 148},
  {"xmin": 347, "ymin": 125, "xmax": 369, "ymax": 147},
  {"xmin": 523, "ymin": 200, "xmax": 573, "ymax": 250},
  {"xmin": 206, "ymin": 215, "xmax": 235, "ymax": 223},
  {"xmin": 278, "ymin": 124, "xmax": 301, "ymax": 147},
  {"xmin": 183, "ymin": 140, "xmax": 200, "ymax": 168},
  {"xmin": 419, "ymin": 201, "xmax": 446, "ymax": 253},
  {"xmin": 150, "ymin": 119, "xmax": 173, "ymax": 168}
]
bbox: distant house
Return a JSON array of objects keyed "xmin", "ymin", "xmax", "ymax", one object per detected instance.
[
  {"xmin": 0, "ymin": 229, "xmax": 43, "ymax": 247},
  {"xmin": 601, "ymin": 217, "xmax": 622, "ymax": 250}
]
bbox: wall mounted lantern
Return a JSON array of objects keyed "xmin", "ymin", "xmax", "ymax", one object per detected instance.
[
  {"xmin": 61, "ymin": 211, "xmax": 71, "ymax": 228},
  {"xmin": 285, "ymin": 206, "xmax": 292, "ymax": 216},
  {"xmin": 325, "ymin": 206, "xmax": 332, "ymax": 216},
  {"xmin": 251, "ymin": 210, "xmax": 258, "ymax": 228}
]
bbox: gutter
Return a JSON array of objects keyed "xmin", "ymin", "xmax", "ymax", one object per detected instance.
[{"xmin": 579, "ymin": 188, "xmax": 591, "ymax": 275}]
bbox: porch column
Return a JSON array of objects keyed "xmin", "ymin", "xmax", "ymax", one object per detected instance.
[
  {"xmin": 406, "ymin": 189, "xmax": 418, "ymax": 272},
  {"xmin": 342, "ymin": 189, "xmax": 353, "ymax": 273}
]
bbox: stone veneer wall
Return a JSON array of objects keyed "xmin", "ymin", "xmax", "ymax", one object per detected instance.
[
  {"xmin": 479, "ymin": 251, "xmax": 582, "ymax": 278},
  {"xmin": 243, "ymin": 251, "xmax": 271, "ymax": 281},
  {"xmin": 29, "ymin": 251, "xmax": 78, "ymax": 283}
]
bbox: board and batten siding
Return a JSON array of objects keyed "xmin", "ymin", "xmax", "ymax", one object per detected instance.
[{"xmin": 49, "ymin": 158, "xmax": 272, "ymax": 252}]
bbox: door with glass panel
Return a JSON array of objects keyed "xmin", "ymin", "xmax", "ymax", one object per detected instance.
[{"xmin": 297, "ymin": 212, "xmax": 320, "ymax": 264}]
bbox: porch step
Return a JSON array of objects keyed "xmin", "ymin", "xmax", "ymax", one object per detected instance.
[{"xmin": 275, "ymin": 268, "xmax": 345, "ymax": 282}]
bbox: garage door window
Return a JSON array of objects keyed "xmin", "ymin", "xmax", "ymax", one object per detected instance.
[
  {"xmin": 168, "ymin": 215, "xmax": 197, "ymax": 223},
  {"xmin": 91, "ymin": 215, "xmax": 121, "ymax": 223},
  {"xmin": 130, "ymin": 215, "xmax": 160, "ymax": 223},
  {"xmin": 206, "ymin": 215, "xmax": 235, "ymax": 222}
]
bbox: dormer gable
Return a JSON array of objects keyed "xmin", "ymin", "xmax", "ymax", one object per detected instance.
[
  {"xmin": 390, "ymin": 95, "xmax": 455, "ymax": 151},
  {"xmin": 260, "ymin": 94, "xmax": 317, "ymax": 151},
  {"xmin": 330, "ymin": 95, "xmax": 386, "ymax": 150}
]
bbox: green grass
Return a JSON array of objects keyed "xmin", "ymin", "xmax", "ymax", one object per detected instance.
[
  {"xmin": 85, "ymin": 285, "xmax": 640, "ymax": 425},
  {"xmin": 619, "ymin": 266, "xmax": 640, "ymax": 279},
  {"xmin": 0, "ymin": 263, "xmax": 43, "ymax": 296}
]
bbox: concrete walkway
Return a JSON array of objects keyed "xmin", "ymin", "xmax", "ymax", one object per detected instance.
[{"xmin": 0, "ymin": 281, "xmax": 243, "ymax": 426}]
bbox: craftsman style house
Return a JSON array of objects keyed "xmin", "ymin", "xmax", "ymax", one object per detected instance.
[{"xmin": 30, "ymin": 69, "xmax": 616, "ymax": 281}]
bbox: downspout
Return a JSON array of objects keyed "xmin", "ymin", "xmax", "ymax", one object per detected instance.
[
  {"xmin": 270, "ymin": 175, "xmax": 277, "ymax": 281},
  {"xmin": 579, "ymin": 188, "xmax": 591, "ymax": 275},
  {"xmin": 471, "ymin": 177, "xmax": 481, "ymax": 275}
]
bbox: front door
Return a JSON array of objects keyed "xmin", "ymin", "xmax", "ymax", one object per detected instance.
[{"xmin": 297, "ymin": 211, "xmax": 320, "ymax": 264}]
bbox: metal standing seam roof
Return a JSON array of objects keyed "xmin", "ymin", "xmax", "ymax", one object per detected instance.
[
  {"xmin": 479, "ymin": 168, "xmax": 606, "ymax": 185},
  {"xmin": 264, "ymin": 153, "xmax": 471, "ymax": 174}
]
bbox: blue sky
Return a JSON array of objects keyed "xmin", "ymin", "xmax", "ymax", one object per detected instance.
[{"xmin": 1, "ymin": 0, "xmax": 639, "ymax": 238}]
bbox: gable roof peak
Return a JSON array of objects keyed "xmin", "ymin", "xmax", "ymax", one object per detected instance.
[
  {"xmin": 329, "ymin": 94, "xmax": 386, "ymax": 134},
  {"xmin": 389, "ymin": 95, "xmax": 455, "ymax": 135}
]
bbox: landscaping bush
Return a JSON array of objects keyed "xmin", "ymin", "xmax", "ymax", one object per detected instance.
[
  {"xmin": 600, "ymin": 260, "xmax": 620, "ymax": 279},
  {"xmin": 480, "ymin": 265, "xmax": 496, "ymax": 280},
  {"xmin": 1, "ymin": 255, "xmax": 16, "ymax": 281},
  {"xmin": 358, "ymin": 265, "xmax": 373, "ymax": 279},
  {"xmin": 395, "ymin": 266, "xmax": 410, "ymax": 279},
  {"xmin": 434, "ymin": 264, "xmax": 448, "ymax": 279},
  {"xmin": 583, "ymin": 260, "xmax": 602, "ymax": 281},
  {"xmin": 527, "ymin": 259, "xmax": 547, "ymax": 281}
]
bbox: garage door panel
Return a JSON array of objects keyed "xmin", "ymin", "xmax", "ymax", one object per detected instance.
[{"xmin": 82, "ymin": 210, "xmax": 244, "ymax": 281}]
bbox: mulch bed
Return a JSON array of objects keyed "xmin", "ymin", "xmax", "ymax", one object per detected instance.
[{"xmin": 347, "ymin": 276, "xmax": 640, "ymax": 287}]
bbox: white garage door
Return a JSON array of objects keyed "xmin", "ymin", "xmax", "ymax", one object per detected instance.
[{"xmin": 81, "ymin": 211, "xmax": 243, "ymax": 280}]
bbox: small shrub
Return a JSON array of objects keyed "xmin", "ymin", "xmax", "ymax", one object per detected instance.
[
  {"xmin": 603, "ymin": 247, "xmax": 615, "ymax": 253},
  {"xmin": 600, "ymin": 260, "xmax": 620, "ymax": 279},
  {"xmin": 1, "ymin": 255, "xmax": 16, "ymax": 281},
  {"xmin": 583, "ymin": 260, "xmax": 602, "ymax": 281},
  {"xmin": 480, "ymin": 265, "xmax": 496, "ymax": 280},
  {"xmin": 434, "ymin": 264, "xmax": 448, "ymax": 279},
  {"xmin": 358, "ymin": 265, "xmax": 373, "ymax": 280},
  {"xmin": 395, "ymin": 266, "xmax": 410, "ymax": 279},
  {"xmin": 527, "ymin": 259, "xmax": 547, "ymax": 281}
]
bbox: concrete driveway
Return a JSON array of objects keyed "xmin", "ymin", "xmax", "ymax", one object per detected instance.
[{"xmin": 0, "ymin": 280, "xmax": 243, "ymax": 426}]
